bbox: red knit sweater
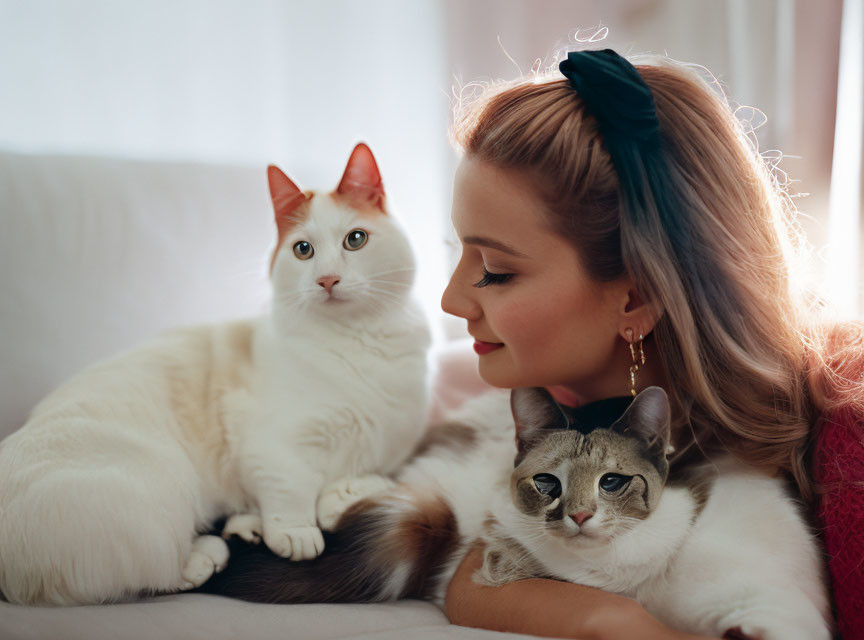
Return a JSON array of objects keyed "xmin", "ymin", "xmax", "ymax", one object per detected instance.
[{"xmin": 814, "ymin": 407, "xmax": 864, "ymax": 639}]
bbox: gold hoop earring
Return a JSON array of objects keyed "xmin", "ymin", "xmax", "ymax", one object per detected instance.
[{"xmin": 625, "ymin": 329, "xmax": 645, "ymax": 397}]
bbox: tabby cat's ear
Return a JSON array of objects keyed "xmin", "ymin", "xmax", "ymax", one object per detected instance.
[
  {"xmin": 335, "ymin": 143, "xmax": 386, "ymax": 214},
  {"xmin": 614, "ymin": 386, "xmax": 670, "ymax": 456},
  {"xmin": 511, "ymin": 388, "xmax": 569, "ymax": 463},
  {"xmin": 267, "ymin": 165, "xmax": 308, "ymax": 237}
]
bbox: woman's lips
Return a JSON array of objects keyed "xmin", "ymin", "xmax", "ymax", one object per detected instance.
[{"xmin": 473, "ymin": 340, "xmax": 504, "ymax": 355}]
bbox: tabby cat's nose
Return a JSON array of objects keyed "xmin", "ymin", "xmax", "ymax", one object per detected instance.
[
  {"xmin": 571, "ymin": 511, "xmax": 593, "ymax": 526},
  {"xmin": 317, "ymin": 275, "xmax": 341, "ymax": 294}
]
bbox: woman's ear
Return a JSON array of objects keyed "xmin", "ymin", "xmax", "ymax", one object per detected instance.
[{"xmin": 613, "ymin": 278, "xmax": 662, "ymax": 340}]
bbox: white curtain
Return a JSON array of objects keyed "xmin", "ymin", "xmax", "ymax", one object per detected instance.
[{"xmin": 827, "ymin": 0, "xmax": 863, "ymax": 318}]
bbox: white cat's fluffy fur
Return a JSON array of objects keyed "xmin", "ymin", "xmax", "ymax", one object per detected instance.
[{"xmin": 0, "ymin": 145, "xmax": 430, "ymax": 605}]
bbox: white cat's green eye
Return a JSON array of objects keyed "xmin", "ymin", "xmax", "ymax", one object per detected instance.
[
  {"xmin": 343, "ymin": 229, "xmax": 368, "ymax": 251},
  {"xmin": 293, "ymin": 241, "xmax": 314, "ymax": 260}
]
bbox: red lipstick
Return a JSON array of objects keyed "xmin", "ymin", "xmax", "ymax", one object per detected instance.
[{"xmin": 473, "ymin": 341, "xmax": 504, "ymax": 355}]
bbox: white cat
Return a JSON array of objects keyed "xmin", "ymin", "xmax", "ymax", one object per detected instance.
[
  {"xmin": 0, "ymin": 143, "xmax": 431, "ymax": 605},
  {"xmin": 203, "ymin": 387, "xmax": 831, "ymax": 640}
]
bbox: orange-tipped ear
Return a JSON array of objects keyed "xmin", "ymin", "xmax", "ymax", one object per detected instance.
[
  {"xmin": 335, "ymin": 143, "xmax": 386, "ymax": 213},
  {"xmin": 268, "ymin": 165, "xmax": 308, "ymax": 236}
]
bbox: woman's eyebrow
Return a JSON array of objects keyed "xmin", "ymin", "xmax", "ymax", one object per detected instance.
[{"xmin": 462, "ymin": 235, "xmax": 528, "ymax": 258}]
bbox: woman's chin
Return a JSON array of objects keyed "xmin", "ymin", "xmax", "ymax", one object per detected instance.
[
  {"xmin": 476, "ymin": 355, "xmax": 519, "ymax": 388},
  {"xmin": 478, "ymin": 358, "xmax": 548, "ymax": 391}
]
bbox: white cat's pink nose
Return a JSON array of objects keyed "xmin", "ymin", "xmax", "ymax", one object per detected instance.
[
  {"xmin": 571, "ymin": 511, "xmax": 593, "ymax": 526},
  {"xmin": 317, "ymin": 275, "xmax": 341, "ymax": 294}
]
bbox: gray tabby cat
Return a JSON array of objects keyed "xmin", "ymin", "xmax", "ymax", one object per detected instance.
[{"xmin": 201, "ymin": 387, "xmax": 831, "ymax": 640}]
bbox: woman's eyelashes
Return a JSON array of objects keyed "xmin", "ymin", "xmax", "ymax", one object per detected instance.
[{"xmin": 473, "ymin": 267, "xmax": 515, "ymax": 288}]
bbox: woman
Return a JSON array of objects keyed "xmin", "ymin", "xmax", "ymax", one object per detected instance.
[
  {"xmin": 203, "ymin": 49, "xmax": 863, "ymax": 639},
  {"xmin": 438, "ymin": 49, "xmax": 863, "ymax": 639}
]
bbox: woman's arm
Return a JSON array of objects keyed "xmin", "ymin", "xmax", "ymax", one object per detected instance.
[{"xmin": 445, "ymin": 546, "xmax": 716, "ymax": 640}]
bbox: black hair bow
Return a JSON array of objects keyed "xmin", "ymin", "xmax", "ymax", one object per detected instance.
[{"xmin": 558, "ymin": 49, "xmax": 660, "ymax": 147}]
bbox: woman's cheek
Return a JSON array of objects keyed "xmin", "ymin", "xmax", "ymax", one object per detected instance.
[{"xmin": 495, "ymin": 298, "xmax": 538, "ymax": 342}]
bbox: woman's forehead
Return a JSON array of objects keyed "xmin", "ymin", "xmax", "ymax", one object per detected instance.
[{"xmin": 451, "ymin": 156, "xmax": 560, "ymax": 247}]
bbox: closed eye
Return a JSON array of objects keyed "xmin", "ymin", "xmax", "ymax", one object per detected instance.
[{"xmin": 473, "ymin": 268, "xmax": 514, "ymax": 288}]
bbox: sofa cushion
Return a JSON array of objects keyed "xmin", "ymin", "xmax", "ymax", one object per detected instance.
[{"xmin": 0, "ymin": 594, "xmax": 536, "ymax": 639}]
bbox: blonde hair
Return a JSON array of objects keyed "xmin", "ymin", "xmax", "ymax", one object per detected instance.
[{"xmin": 451, "ymin": 58, "xmax": 864, "ymax": 506}]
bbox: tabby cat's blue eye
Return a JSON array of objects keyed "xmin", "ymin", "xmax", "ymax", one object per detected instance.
[
  {"xmin": 532, "ymin": 474, "xmax": 562, "ymax": 499},
  {"xmin": 599, "ymin": 473, "xmax": 632, "ymax": 493},
  {"xmin": 293, "ymin": 241, "xmax": 314, "ymax": 260},
  {"xmin": 343, "ymin": 229, "xmax": 368, "ymax": 251},
  {"xmin": 473, "ymin": 268, "xmax": 514, "ymax": 288}
]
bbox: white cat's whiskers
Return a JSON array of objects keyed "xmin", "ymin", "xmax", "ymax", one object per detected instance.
[
  {"xmin": 363, "ymin": 265, "xmax": 416, "ymax": 274},
  {"xmin": 345, "ymin": 284, "xmax": 427, "ymax": 322},
  {"xmin": 343, "ymin": 283, "xmax": 405, "ymax": 298},
  {"xmin": 363, "ymin": 283, "xmax": 421, "ymax": 303},
  {"xmin": 361, "ymin": 288, "xmax": 412, "ymax": 308},
  {"xmin": 364, "ymin": 279, "xmax": 413, "ymax": 289},
  {"xmin": 274, "ymin": 287, "xmax": 321, "ymax": 314},
  {"xmin": 363, "ymin": 266, "xmax": 416, "ymax": 279}
]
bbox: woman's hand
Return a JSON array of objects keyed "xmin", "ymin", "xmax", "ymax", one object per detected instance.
[{"xmin": 445, "ymin": 545, "xmax": 719, "ymax": 640}]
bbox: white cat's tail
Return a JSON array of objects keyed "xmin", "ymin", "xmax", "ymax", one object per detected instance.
[{"xmin": 198, "ymin": 489, "xmax": 461, "ymax": 604}]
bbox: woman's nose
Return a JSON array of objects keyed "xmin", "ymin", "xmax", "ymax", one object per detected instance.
[{"xmin": 441, "ymin": 266, "xmax": 481, "ymax": 321}]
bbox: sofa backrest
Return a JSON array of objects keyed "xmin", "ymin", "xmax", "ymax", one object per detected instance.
[{"xmin": 0, "ymin": 151, "xmax": 274, "ymax": 439}]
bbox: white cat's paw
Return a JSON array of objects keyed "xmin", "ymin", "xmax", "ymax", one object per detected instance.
[
  {"xmin": 316, "ymin": 474, "xmax": 396, "ymax": 532},
  {"xmin": 179, "ymin": 535, "xmax": 229, "ymax": 590},
  {"xmin": 262, "ymin": 521, "xmax": 325, "ymax": 561},
  {"xmin": 222, "ymin": 513, "xmax": 263, "ymax": 544}
]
